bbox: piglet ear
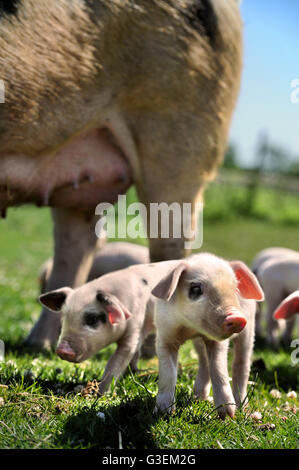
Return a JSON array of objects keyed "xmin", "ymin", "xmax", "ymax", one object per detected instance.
[
  {"xmin": 230, "ymin": 261, "xmax": 264, "ymax": 301},
  {"xmin": 274, "ymin": 291, "xmax": 299, "ymax": 320},
  {"xmin": 39, "ymin": 287, "xmax": 74, "ymax": 312},
  {"xmin": 106, "ymin": 300, "xmax": 132, "ymax": 325},
  {"xmin": 96, "ymin": 292, "xmax": 132, "ymax": 325},
  {"xmin": 151, "ymin": 262, "xmax": 188, "ymax": 301}
]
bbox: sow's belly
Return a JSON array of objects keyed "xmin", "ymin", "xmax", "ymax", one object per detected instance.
[{"xmin": 0, "ymin": 128, "xmax": 132, "ymax": 212}]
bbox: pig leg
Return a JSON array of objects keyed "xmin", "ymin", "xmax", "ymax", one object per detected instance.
[
  {"xmin": 26, "ymin": 208, "xmax": 101, "ymax": 349},
  {"xmin": 129, "ymin": 350, "xmax": 140, "ymax": 373},
  {"xmin": 192, "ymin": 337, "xmax": 211, "ymax": 400},
  {"xmin": 264, "ymin": 287, "xmax": 285, "ymax": 349},
  {"xmin": 205, "ymin": 339, "xmax": 236, "ymax": 419},
  {"xmin": 155, "ymin": 338, "xmax": 179, "ymax": 414},
  {"xmin": 281, "ymin": 317, "xmax": 296, "ymax": 346},
  {"xmin": 134, "ymin": 114, "xmax": 216, "ymax": 263},
  {"xmin": 232, "ymin": 315, "xmax": 255, "ymax": 408},
  {"xmin": 130, "ymin": 308, "xmax": 156, "ymax": 371},
  {"xmin": 255, "ymin": 302, "xmax": 263, "ymax": 338},
  {"xmin": 98, "ymin": 331, "xmax": 142, "ymax": 394}
]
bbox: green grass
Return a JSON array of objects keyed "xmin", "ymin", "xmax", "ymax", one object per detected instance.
[{"xmin": 0, "ymin": 187, "xmax": 299, "ymax": 449}]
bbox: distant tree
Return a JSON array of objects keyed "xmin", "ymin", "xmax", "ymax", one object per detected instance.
[
  {"xmin": 288, "ymin": 159, "xmax": 299, "ymax": 176},
  {"xmin": 223, "ymin": 143, "xmax": 239, "ymax": 169},
  {"xmin": 255, "ymin": 132, "xmax": 292, "ymax": 174}
]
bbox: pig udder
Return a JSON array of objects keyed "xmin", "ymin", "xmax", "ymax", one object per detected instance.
[{"xmin": 0, "ymin": 127, "xmax": 132, "ymax": 212}]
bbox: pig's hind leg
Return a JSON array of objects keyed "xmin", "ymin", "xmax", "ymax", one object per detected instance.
[
  {"xmin": 129, "ymin": 316, "xmax": 156, "ymax": 372},
  {"xmin": 192, "ymin": 337, "xmax": 211, "ymax": 401},
  {"xmin": 232, "ymin": 313, "xmax": 255, "ymax": 408}
]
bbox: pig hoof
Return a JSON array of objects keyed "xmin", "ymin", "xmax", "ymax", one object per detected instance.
[
  {"xmin": 25, "ymin": 326, "xmax": 59, "ymax": 350},
  {"xmin": 154, "ymin": 404, "xmax": 175, "ymax": 415},
  {"xmin": 24, "ymin": 335, "xmax": 54, "ymax": 351},
  {"xmin": 193, "ymin": 389, "xmax": 212, "ymax": 401},
  {"xmin": 154, "ymin": 395, "xmax": 175, "ymax": 415},
  {"xmin": 216, "ymin": 403, "xmax": 236, "ymax": 420},
  {"xmin": 25, "ymin": 312, "xmax": 61, "ymax": 350}
]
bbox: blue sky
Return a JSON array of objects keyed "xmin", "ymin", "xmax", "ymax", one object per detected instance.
[{"xmin": 229, "ymin": 0, "xmax": 299, "ymax": 167}]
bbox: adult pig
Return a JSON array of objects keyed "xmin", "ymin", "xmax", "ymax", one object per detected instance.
[{"xmin": 0, "ymin": 0, "xmax": 243, "ymax": 348}]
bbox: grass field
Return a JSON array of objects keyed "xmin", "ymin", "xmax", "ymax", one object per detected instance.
[{"xmin": 0, "ymin": 185, "xmax": 298, "ymax": 449}]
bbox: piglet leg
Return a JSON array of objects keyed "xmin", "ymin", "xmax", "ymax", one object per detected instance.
[
  {"xmin": 155, "ymin": 338, "xmax": 179, "ymax": 414},
  {"xmin": 281, "ymin": 317, "xmax": 296, "ymax": 346},
  {"xmin": 205, "ymin": 339, "xmax": 236, "ymax": 419},
  {"xmin": 232, "ymin": 311, "xmax": 255, "ymax": 408},
  {"xmin": 193, "ymin": 337, "xmax": 211, "ymax": 400},
  {"xmin": 264, "ymin": 286, "xmax": 285, "ymax": 349},
  {"xmin": 98, "ymin": 332, "xmax": 142, "ymax": 394},
  {"xmin": 26, "ymin": 208, "xmax": 100, "ymax": 349}
]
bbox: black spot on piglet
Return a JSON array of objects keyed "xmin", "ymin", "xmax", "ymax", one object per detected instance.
[
  {"xmin": 96, "ymin": 291, "xmax": 110, "ymax": 305},
  {"xmin": 0, "ymin": 0, "xmax": 20, "ymax": 17}
]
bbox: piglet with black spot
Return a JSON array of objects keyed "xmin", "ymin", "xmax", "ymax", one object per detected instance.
[{"xmin": 39, "ymin": 261, "xmax": 177, "ymax": 394}]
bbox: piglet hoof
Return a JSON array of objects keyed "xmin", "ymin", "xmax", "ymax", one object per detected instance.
[
  {"xmin": 193, "ymin": 388, "xmax": 212, "ymax": 402},
  {"xmin": 216, "ymin": 403, "xmax": 236, "ymax": 420},
  {"xmin": 154, "ymin": 404, "xmax": 175, "ymax": 415},
  {"xmin": 154, "ymin": 394, "xmax": 175, "ymax": 415}
]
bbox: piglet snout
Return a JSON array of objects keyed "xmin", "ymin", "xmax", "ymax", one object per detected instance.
[
  {"xmin": 56, "ymin": 340, "xmax": 77, "ymax": 362},
  {"xmin": 222, "ymin": 312, "xmax": 247, "ymax": 335}
]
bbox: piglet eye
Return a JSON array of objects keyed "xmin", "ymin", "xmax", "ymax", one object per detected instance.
[
  {"xmin": 189, "ymin": 283, "xmax": 203, "ymax": 300},
  {"xmin": 84, "ymin": 312, "xmax": 106, "ymax": 328}
]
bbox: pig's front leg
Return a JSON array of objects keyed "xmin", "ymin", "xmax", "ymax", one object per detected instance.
[
  {"xmin": 192, "ymin": 337, "xmax": 211, "ymax": 400},
  {"xmin": 155, "ymin": 337, "xmax": 179, "ymax": 414},
  {"xmin": 205, "ymin": 339, "xmax": 236, "ymax": 419},
  {"xmin": 264, "ymin": 287, "xmax": 284, "ymax": 349},
  {"xmin": 98, "ymin": 332, "xmax": 142, "ymax": 394},
  {"xmin": 232, "ymin": 312, "xmax": 255, "ymax": 408},
  {"xmin": 281, "ymin": 316, "xmax": 296, "ymax": 347},
  {"xmin": 26, "ymin": 208, "xmax": 100, "ymax": 349}
]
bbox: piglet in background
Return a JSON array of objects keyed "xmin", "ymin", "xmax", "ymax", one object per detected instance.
[
  {"xmin": 151, "ymin": 253, "xmax": 264, "ymax": 419},
  {"xmin": 274, "ymin": 291, "xmax": 299, "ymax": 320},
  {"xmin": 39, "ymin": 242, "xmax": 149, "ymax": 294},
  {"xmin": 252, "ymin": 247, "xmax": 299, "ymax": 348}
]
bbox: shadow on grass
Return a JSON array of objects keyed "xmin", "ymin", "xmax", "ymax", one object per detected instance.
[
  {"xmin": 252, "ymin": 337, "xmax": 298, "ymax": 390},
  {"xmin": 3, "ymin": 338, "xmax": 54, "ymax": 359},
  {"xmin": 55, "ymin": 395, "xmax": 159, "ymax": 449}
]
